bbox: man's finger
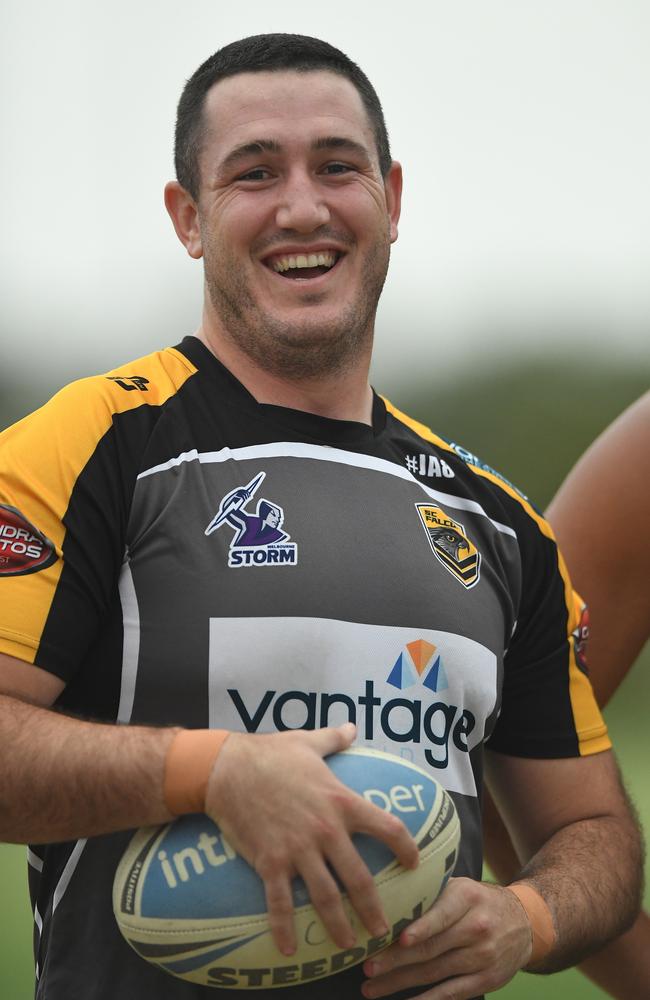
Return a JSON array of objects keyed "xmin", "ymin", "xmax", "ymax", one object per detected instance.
[
  {"xmin": 264, "ymin": 873, "xmax": 297, "ymax": 956},
  {"xmin": 300, "ymin": 854, "xmax": 358, "ymax": 949},
  {"xmin": 349, "ymin": 794, "xmax": 420, "ymax": 871},
  {"xmin": 400, "ymin": 878, "xmax": 473, "ymax": 943},
  {"xmin": 362, "ymin": 882, "xmax": 473, "ymax": 977},
  {"xmin": 362, "ymin": 958, "xmax": 485, "ymax": 1000},
  {"xmin": 325, "ymin": 836, "xmax": 389, "ymax": 939},
  {"xmin": 304, "ymin": 722, "xmax": 357, "ymax": 758}
]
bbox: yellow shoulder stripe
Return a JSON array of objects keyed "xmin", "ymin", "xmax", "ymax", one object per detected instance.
[
  {"xmin": 564, "ymin": 586, "xmax": 611, "ymax": 756},
  {"xmin": 382, "ymin": 397, "xmax": 455, "ymax": 452}
]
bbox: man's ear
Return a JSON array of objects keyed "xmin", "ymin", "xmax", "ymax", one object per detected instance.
[
  {"xmin": 164, "ymin": 181, "xmax": 203, "ymax": 259},
  {"xmin": 384, "ymin": 161, "xmax": 403, "ymax": 244}
]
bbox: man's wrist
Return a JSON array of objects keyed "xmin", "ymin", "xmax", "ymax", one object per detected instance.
[
  {"xmin": 505, "ymin": 882, "xmax": 557, "ymax": 968},
  {"xmin": 163, "ymin": 728, "xmax": 231, "ymax": 815}
]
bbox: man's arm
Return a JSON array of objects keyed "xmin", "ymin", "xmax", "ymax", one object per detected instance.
[
  {"xmin": 0, "ymin": 651, "xmax": 418, "ymax": 957},
  {"xmin": 360, "ymin": 749, "xmax": 642, "ymax": 1000},
  {"xmin": 485, "ymin": 750, "xmax": 642, "ymax": 970},
  {"xmin": 0, "ymin": 653, "xmax": 176, "ymax": 842}
]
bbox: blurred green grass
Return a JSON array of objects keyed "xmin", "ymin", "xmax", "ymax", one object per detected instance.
[
  {"xmin": 0, "ymin": 841, "xmax": 33, "ymax": 998},
  {"xmin": 1, "ymin": 360, "xmax": 648, "ymax": 997}
]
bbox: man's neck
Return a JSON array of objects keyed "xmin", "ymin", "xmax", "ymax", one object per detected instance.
[{"xmin": 195, "ymin": 326, "xmax": 375, "ymax": 426}]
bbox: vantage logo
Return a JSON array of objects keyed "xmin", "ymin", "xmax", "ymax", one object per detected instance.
[{"xmin": 227, "ymin": 674, "xmax": 476, "ymax": 771}]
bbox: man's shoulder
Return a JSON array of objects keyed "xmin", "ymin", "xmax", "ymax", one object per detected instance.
[
  {"xmin": 63, "ymin": 343, "xmax": 198, "ymax": 413},
  {"xmin": 5, "ymin": 344, "xmax": 197, "ymax": 440},
  {"xmin": 1, "ymin": 344, "xmax": 201, "ymax": 495}
]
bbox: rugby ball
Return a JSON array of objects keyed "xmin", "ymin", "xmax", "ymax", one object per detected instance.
[{"xmin": 113, "ymin": 747, "xmax": 460, "ymax": 989}]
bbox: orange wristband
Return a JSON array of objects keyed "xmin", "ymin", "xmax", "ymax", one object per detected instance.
[
  {"xmin": 506, "ymin": 883, "xmax": 557, "ymax": 967},
  {"xmin": 163, "ymin": 729, "xmax": 230, "ymax": 816}
]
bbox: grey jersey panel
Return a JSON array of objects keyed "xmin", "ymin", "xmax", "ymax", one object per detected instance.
[{"xmin": 125, "ymin": 443, "xmax": 520, "ymax": 879}]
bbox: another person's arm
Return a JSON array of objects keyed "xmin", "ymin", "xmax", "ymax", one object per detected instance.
[{"xmin": 546, "ymin": 391, "xmax": 650, "ymax": 703}]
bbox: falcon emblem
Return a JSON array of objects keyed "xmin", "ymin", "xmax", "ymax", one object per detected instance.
[{"xmin": 415, "ymin": 503, "xmax": 481, "ymax": 588}]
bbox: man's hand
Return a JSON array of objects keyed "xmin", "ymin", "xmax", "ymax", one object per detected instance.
[
  {"xmin": 361, "ymin": 878, "xmax": 532, "ymax": 999},
  {"xmin": 205, "ymin": 723, "xmax": 419, "ymax": 957}
]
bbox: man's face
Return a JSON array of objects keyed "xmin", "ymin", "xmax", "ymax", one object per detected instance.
[{"xmin": 191, "ymin": 70, "xmax": 402, "ymax": 380}]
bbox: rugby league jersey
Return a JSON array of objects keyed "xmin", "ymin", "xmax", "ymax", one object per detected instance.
[{"xmin": 0, "ymin": 336, "xmax": 609, "ymax": 1000}]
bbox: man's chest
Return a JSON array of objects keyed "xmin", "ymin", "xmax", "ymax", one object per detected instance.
[{"xmin": 122, "ymin": 443, "xmax": 518, "ymax": 797}]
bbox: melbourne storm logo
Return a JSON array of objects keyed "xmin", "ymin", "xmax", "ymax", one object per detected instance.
[
  {"xmin": 415, "ymin": 503, "xmax": 480, "ymax": 588},
  {"xmin": 205, "ymin": 472, "xmax": 298, "ymax": 568}
]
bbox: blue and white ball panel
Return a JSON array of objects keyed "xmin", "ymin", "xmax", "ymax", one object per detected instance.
[{"xmin": 113, "ymin": 748, "xmax": 460, "ymax": 989}]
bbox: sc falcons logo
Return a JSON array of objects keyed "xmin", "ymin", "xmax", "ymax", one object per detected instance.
[{"xmin": 415, "ymin": 503, "xmax": 481, "ymax": 588}]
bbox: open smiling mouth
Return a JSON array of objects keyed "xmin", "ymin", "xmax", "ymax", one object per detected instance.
[{"xmin": 266, "ymin": 251, "xmax": 342, "ymax": 280}]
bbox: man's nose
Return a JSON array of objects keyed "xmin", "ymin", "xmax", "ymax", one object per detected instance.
[{"xmin": 274, "ymin": 171, "xmax": 330, "ymax": 232}]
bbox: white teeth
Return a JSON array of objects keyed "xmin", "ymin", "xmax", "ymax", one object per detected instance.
[{"xmin": 271, "ymin": 251, "xmax": 337, "ymax": 273}]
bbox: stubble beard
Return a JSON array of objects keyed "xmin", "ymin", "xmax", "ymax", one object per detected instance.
[{"xmin": 203, "ymin": 237, "xmax": 391, "ymax": 381}]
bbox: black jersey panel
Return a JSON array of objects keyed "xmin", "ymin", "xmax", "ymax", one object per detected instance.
[
  {"xmin": 54, "ymin": 593, "xmax": 126, "ymax": 721},
  {"xmin": 35, "ymin": 404, "xmax": 163, "ymax": 681},
  {"xmin": 168, "ymin": 337, "xmax": 384, "ymax": 454},
  {"xmin": 486, "ymin": 504, "xmax": 578, "ymax": 758}
]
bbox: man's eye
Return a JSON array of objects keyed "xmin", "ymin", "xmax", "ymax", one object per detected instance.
[
  {"xmin": 323, "ymin": 162, "xmax": 353, "ymax": 175},
  {"xmin": 239, "ymin": 168, "xmax": 271, "ymax": 181}
]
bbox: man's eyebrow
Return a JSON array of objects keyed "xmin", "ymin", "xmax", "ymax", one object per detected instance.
[
  {"xmin": 218, "ymin": 139, "xmax": 282, "ymax": 173},
  {"xmin": 311, "ymin": 136, "xmax": 371, "ymax": 159}
]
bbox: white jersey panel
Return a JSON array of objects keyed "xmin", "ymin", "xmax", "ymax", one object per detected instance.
[{"xmin": 208, "ymin": 616, "xmax": 497, "ymax": 797}]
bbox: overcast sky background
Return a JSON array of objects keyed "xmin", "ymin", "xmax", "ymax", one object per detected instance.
[{"xmin": 2, "ymin": 0, "xmax": 649, "ymax": 392}]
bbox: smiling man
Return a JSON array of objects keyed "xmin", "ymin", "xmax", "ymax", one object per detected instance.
[
  {"xmin": 0, "ymin": 33, "xmax": 642, "ymax": 1000},
  {"xmin": 166, "ymin": 58, "xmax": 400, "ymax": 409}
]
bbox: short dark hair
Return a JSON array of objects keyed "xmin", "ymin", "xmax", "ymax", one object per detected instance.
[{"xmin": 174, "ymin": 33, "xmax": 392, "ymax": 199}]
